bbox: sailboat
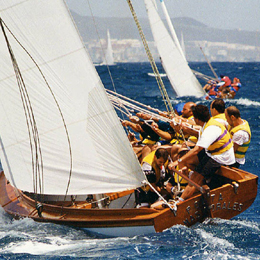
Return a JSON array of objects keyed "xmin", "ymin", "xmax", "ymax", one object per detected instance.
[
  {"xmin": 144, "ymin": 0, "xmax": 206, "ymax": 97},
  {"xmin": 0, "ymin": 0, "xmax": 257, "ymax": 237},
  {"xmin": 103, "ymin": 29, "xmax": 115, "ymax": 66}
]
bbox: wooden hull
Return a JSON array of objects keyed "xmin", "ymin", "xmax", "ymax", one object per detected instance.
[{"xmin": 0, "ymin": 167, "xmax": 257, "ymax": 237}]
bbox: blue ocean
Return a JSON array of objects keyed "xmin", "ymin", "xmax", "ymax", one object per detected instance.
[{"xmin": 0, "ymin": 62, "xmax": 259, "ymax": 259}]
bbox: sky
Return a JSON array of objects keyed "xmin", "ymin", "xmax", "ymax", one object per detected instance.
[{"xmin": 66, "ymin": 0, "xmax": 260, "ymax": 32}]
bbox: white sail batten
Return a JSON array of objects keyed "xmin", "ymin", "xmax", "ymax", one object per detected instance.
[
  {"xmin": 144, "ymin": 0, "xmax": 205, "ymax": 97},
  {"xmin": 0, "ymin": 0, "xmax": 145, "ymax": 195},
  {"xmin": 104, "ymin": 30, "xmax": 114, "ymax": 66}
]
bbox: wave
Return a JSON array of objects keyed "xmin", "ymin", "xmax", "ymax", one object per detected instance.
[
  {"xmin": 228, "ymin": 98, "xmax": 260, "ymax": 107},
  {"xmin": 170, "ymin": 97, "xmax": 260, "ymax": 107},
  {"xmin": 196, "ymin": 228, "xmax": 235, "ymax": 249},
  {"xmin": 1, "ymin": 215, "xmax": 259, "ymax": 259}
]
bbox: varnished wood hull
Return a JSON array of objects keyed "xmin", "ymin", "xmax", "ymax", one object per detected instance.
[{"xmin": 0, "ymin": 166, "xmax": 257, "ymax": 236}]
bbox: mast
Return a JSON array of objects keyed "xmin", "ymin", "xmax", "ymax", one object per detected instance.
[{"xmin": 200, "ymin": 46, "xmax": 219, "ymax": 80}]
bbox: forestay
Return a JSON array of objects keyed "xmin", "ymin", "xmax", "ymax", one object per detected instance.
[
  {"xmin": 144, "ymin": 0, "xmax": 205, "ymax": 97},
  {"xmin": 0, "ymin": 0, "xmax": 145, "ymax": 195}
]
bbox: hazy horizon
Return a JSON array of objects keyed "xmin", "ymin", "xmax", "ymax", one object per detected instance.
[{"xmin": 66, "ymin": 0, "xmax": 260, "ymax": 32}]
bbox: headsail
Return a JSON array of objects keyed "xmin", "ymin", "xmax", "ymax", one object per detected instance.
[
  {"xmin": 144, "ymin": 0, "xmax": 205, "ymax": 97},
  {"xmin": 0, "ymin": 0, "xmax": 145, "ymax": 195}
]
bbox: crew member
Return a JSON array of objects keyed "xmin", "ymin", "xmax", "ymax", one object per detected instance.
[
  {"xmin": 225, "ymin": 106, "xmax": 251, "ymax": 168},
  {"xmin": 168, "ymin": 105, "xmax": 235, "ymax": 202},
  {"xmin": 135, "ymin": 148, "xmax": 170, "ymax": 208},
  {"xmin": 229, "ymin": 78, "xmax": 241, "ymax": 98},
  {"xmin": 210, "ymin": 98, "xmax": 228, "ymax": 128}
]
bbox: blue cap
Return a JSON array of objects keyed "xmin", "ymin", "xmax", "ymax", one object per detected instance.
[{"xmin": 174, "ymin": 102, "xmax": 185, "ymax": 115}]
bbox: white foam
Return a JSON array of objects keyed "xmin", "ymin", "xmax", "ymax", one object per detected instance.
[
  {"xmin": 229, "ymin": 219, "xmax": 260, "ymax": 232},
  {"xmin": 229, "ymin": 98, "xmax": 260, "ymax": 107},
  {"xmin": 196, "ymin": 228, "xmax": 235, "ymax": 249},
  {"xmin": 0, "ymin": 235, "xmax": 123, "ymax": 256}
]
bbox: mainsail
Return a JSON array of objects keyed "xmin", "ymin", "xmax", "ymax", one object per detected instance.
[
  {"xmin": 104, "ymin": 29, "xmax": 115, "ymax": 65},
  {"xmin": 0, "ymin": 0, "xmax": 145, "ymax": 195},
  {"xmin": 144, "ymin": 0, "xmax": 205, "ymax": 97}
]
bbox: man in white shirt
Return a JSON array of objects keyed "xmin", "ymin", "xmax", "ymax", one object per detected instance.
[
  {"xmin": 210, "ymin": 98, "xmax": 228, "ymax": 128},
  {"xmin": 225, "ymin": 106, "xmax": 251, "ymax": 168},
  {"xmin": 169, "ymin": 105, "xmax": 235, "ymax": 201}
]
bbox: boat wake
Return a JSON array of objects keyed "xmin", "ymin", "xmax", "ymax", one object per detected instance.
[{"xmin": 147, "ymin": 72, "xmax": 167, "ymax": 77}]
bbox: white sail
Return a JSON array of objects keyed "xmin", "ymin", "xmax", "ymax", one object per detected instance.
[
  {"xmin": 144, "ymin": 0, "xmax": 205, "ymax": 97},
  {"xmin": 104, "ymin": 30, "xmax": 115, "ymax": 65},
  {"xmin": 0, "ymin": 0, "xmax": 145, "ymax": 195},
  {"xmin": 180, "ymin": 32, "xmax": 186, "ymax": 58}
]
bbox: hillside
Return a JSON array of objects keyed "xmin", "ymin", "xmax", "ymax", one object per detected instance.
[
  {"xmin": 71, "ymin": 11, "xmax": 260, "ymax": 62},
  {"xmin": 71, "ymin": 12, "xmax": 260, "ymax": 47}
]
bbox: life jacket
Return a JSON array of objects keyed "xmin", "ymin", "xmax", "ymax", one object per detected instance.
[
  {"xmin": 141, "ymin": 138, "xmax": 157, "ymax": 145},
  {"xmin": 184, "ymin": 115, "xmax": 198, "ymax": 144},
  {"xmin": 140, "ymin": 123, "xmax": 160, "ymax": 145},
  {"xmin": 230, "ymin": 83, "xmax": 241, "ymax": 93},
  {"xmin": 229, "ymin": 120, "xmax": 251, "ymax": 159},
  {"xmin": 204, "ymin": 118, "xmax": 233, "ymax": 155},
  {"xmin": 222, "ymin": 76, "xmax": 231, "ymax": 87},
  {"xmin": 188, "ymin": 135, "xmax": 198, "ymax": 144},
  {"xmin": 170, "ymin": 115, "xmax": 195, "ymax": 144},
  {"xmin": 208, "ymin": 88, "xmax": 217, "ymax": 96},
  {"xmin": 174, "ymin": 165, "xmax": 188, "ymax": 188},
  {"xmin": 212, "ymin": 113, "xmax": 226, "ymax": 121},
  {"xmin": 170, "ymin": 138, "xmax": 182, "ymax": 144},
  {"xmin": 141, "ymin": 151, "xmax": 168, "ymax": 191},
  {"xmin": 212, "ymin": 113, "xmax": 228, "ymax": 128}
]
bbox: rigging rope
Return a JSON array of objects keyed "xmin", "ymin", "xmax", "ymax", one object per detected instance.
[
  {"xmin": 126, "ymin": 0, "xmax": 174, "ymax": 115},
  {"xmin": 107, "ymin": 91, "xmax": 199, "ymax": 134},
  {"xmin": 0, "ymin": 18, "xmax": 73, "ymax": 207},
  {"xmin": 0, "ymin": 18, "xmax": 43, "ymax": 199}
]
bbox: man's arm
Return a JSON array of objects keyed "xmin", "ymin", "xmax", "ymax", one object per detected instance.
[{"xmin": 168, "ymin": 145, "xmax": 203, "ymax": 169}]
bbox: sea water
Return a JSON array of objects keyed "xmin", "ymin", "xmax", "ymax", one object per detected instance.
[{"xmin": 0, "ymin": 62, "xmax": 259, "ymax": 259}]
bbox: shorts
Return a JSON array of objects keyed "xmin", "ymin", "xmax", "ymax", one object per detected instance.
[{"xmin": 196, "ymin": 149, "xmax": 222, "ymax": 187}]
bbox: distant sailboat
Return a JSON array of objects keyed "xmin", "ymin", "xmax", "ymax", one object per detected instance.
[
  {"xmin": 103, "ymin": 29, "xmax": 115, "ymax": 66},
  {"xmin": 144, "ymin": 0, "xmax": 206, "ymax": 97}
]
